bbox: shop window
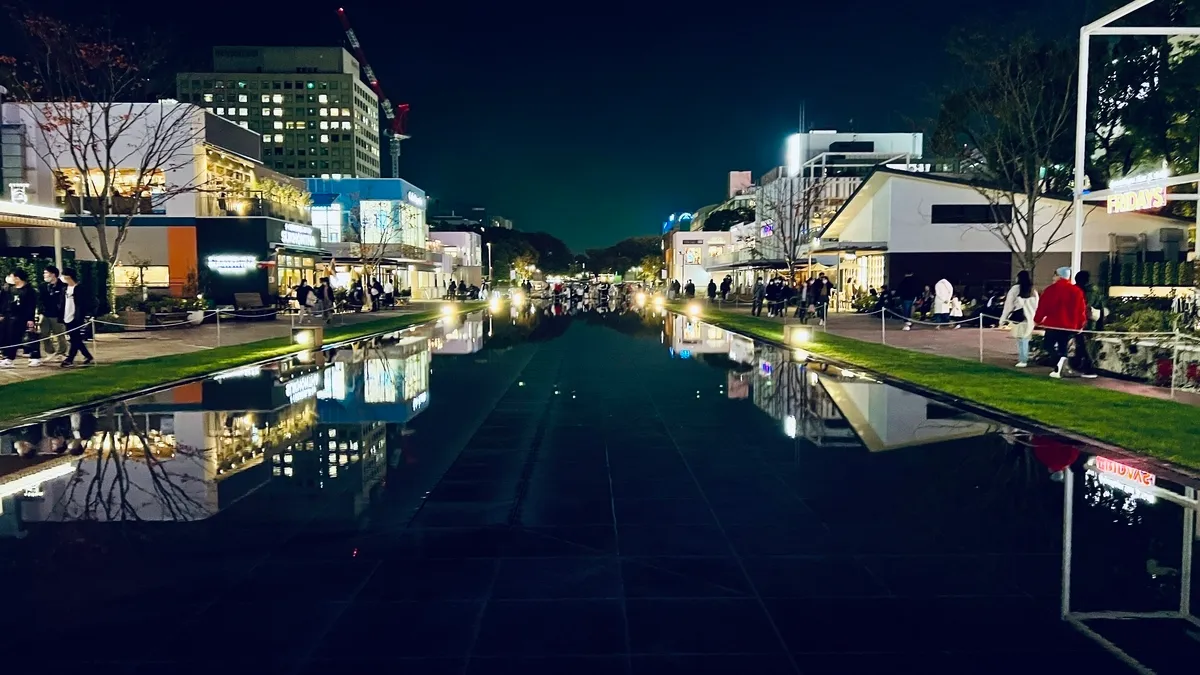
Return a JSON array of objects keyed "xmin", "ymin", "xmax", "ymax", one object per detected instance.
[
  {"xmin": 113, "ymin": 264, "xmax": 170, "ymax": 289},
  {"xmin": 684, "ymin": 247, "xmax": 702, "ymax": 265}
]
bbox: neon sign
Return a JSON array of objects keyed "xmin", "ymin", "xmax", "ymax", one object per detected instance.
[
  {"xmin": 284, "ymin": 372, "xmax": 322, "ymax": 403},
  {"xmin": 406, "ymin": 192, "xmax": 426, "ymax": 208},
  {"xmin": 207, "ymin": 255, "xmax": 257, "ymax": 274},
  {"xmin": 1107, "ymin": 187, "xmax": 1166, "ymax": 214},
  {"xmin": 280, "ymin": 222, "xmax": 318, "ymax": 248}
]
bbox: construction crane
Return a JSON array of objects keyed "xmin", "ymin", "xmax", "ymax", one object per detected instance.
[{"xmin": 337, "ymin": 7, "xmax": 410, "ymax": 178}]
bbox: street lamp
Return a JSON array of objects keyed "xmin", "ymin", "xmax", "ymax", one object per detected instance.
[
  {"xmin": 487, "ymin": 241, "xmax": 493, "ymax": 281},
  {"xmin": 1070, "ymin": 0, "xmax": 1200, "ymax": 274}
]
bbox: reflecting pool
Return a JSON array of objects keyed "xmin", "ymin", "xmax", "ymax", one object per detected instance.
[{"xmin": 0, "ymin": 305, "xmax": 1196, "ymax": 673}]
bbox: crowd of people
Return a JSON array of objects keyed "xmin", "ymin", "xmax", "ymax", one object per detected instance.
[{"xmin": 0, "ymin": 265, "xmax": 96, "ymax": 369}]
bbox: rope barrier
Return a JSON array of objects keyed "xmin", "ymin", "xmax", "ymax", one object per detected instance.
[{"xmin": 0, "ymin": 321, "xmax": 91, "ymax": 352}]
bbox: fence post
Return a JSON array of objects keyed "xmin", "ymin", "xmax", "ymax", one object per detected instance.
[
  {"xmin": 216, "ymin": 309, "xmax": 222, "ymax": 347},
  {"xmin": 1171, "ymin": 322, "xmax": 1180, "ymax": 400},
  {"xmin": 90, "ymin": 318, "xmax": 98, "ymax": 360},
  {"xmin": 979, "ymin": 314, "xmax": 985, "ymax": 363},
  {"xmin": 881, "ymin": 308, "xmax": 886, "ymax": 345}
]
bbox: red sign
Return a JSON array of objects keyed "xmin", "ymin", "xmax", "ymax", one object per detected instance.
[{"xmin": 1094, "ymin": 457, "xmax": 1156, "ymax": 487}]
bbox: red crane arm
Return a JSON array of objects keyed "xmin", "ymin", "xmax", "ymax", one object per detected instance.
[{"xmin": 337, "ymin": 7, "xmax": 408, "ymax": 135}]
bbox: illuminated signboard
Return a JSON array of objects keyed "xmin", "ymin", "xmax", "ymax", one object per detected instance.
[
  {"xmin": 280, "ymin": 222, "xmax": 318, "ymax": 248},
  {"xmin": 406, "ymin": 191, "xmax": 426, "ymax": 208},
  {"xmin": 207, "ymin": 255, "xmax": 257, "ymax": 274},
  {"xmin": 284, "ymin": 372, "xmax": 322, "ymax": 403},
  {"xmin": 1093, "ymin": 456, "xmax": 1155, "ymax": 487},
  {"xmin": 1107, "ymin": 187, "xmax": 1166, "ymax": 214}
]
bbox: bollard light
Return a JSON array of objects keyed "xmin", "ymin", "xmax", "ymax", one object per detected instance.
[
  {"xmin": 635, "ymin": 292, "xmax": 646, "ymax": 307},
  {"xmin": 489, "ymin": 297, "xmax": 502, "ymax": 313},
  {"xmin": 687, "ymin": 302, "xmax": 701, "ymax": 317},
  {"xmin": 784, "ymin": 324, "xmax": 812, "ymax": 346},
  {"xmin": 653, "ymin": 296, "xmax": 664, "ymax": 309},
  {"xmin": 292, "ymin": 326, "xmax": 323, "ymax": 349},
  {"xmin": 441, "ymin": 304, "xmax": 454, "ymax": 316}
]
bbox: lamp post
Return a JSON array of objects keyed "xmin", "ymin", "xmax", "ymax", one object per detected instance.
[
  {"xmin": 1071, "ymin": 0, "xmax": 1200, "ymax": 275},
  {"xmin": 487, "ymin": 241, "xmax": 493, "ymax": 281}
]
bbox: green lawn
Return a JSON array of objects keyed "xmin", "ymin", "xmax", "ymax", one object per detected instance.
[
  {"xmin": 686, "ymin": 305, "xmax": 1200, "ymax": 469},
  {"xmin": 0, "ymin": 303, "xmax": 485, "ymax": 426}
]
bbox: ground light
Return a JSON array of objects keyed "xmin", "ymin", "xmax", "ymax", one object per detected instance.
[
  {"xmin": 512, "ymin": 291, "xmax": 526, "ymax": 305},
  {"xmin": 687, "ymin": 302, "xmax": 701, "ymax": 317},
  {"xmin": 489, "ymin": 296, "xmax": 503, "ymax": 313},
  {"xmin": 292, "ymin": 326, "xmax": 324, "ymax": 349},
  {"xmin": 635, "ymin": 292, "xmax": 647, "ymax": 307},
  {"xmin": 441, "ymin": 304, "xmax": 454, "ymax": 316},
  {"xmin": 784, "ymin": 324, "xmax": 812, "ymax": 346},
  {"xmin": 653, "ymin": 296, "xmax": 664, "ymax": 309}
]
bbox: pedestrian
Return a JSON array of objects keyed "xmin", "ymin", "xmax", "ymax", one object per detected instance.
[
  {"xmin": 314, "ymin": 277, "xmax": 336, "ymax": 325},
  {"xmin": 933, "ymin": 277, "xmax": 954, "ymax": 327},
  {"xmin": 58, "ymin": 268, "xmax": 94, "ymax": 367},
  {"xmin": 1, "ymin": 269, "xmax": 41, "ymax": 368},
  {"xmin": 295, "ymin": 279, "xmax": 313, "ymax": 322},
  {"xmin": 1071, "ymin": 270, "xmax": 1101, "ymax": 379},
  {"xmin": 999, "ymin": 270, "xmax": 1039, "ymax": 368},
  {"xmin": 812, "ymin": 273, "xmax": 833, "ymax": 326},
  {"xmin": 720, "ymin": 274, "xmax": 732, "ymax": 301},
  {"xmin": 38, "ymin": 265, "xmax": 68, "ymax": 359},
  {"xmin": 896, "ymin": 271, "xmax": 920, "ymax": 330},
  {"xmin": 706, "ymin": 278, "xmax": 717, "ymax": 301},
  {"xmin": 948, "ymin": 294, "xmax": 964, "ymax": 329},
  {"xmin": 1033, "ymin": 266, "xmax": 1088, "ymax": 379},
  {"xmin": 684, "ymin": 280, "xmax": 695, "ymax": 298},
  {"xmin": 751, "ymin": 277, "xmax": 765, "ymax": 316}
]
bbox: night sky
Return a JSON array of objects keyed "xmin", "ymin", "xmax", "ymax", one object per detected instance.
[{"xmin": 38, "ymin": 0, "xmax": 1096, "ymax": 250}]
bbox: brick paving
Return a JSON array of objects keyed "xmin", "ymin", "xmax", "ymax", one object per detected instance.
[
  {"xmin": 0, "ymin": 303, "xmax": 439, "ymax": 387},
  {"xmin": 708, "ymin": 301, "xmax": 1200, "ymax": 408}
]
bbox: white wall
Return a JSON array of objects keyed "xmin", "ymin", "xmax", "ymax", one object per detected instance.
[
  {"xmin": 4, "ymin": 101, "xmax": 207, "ymax": 217},
  {"xmin": 668, "ymin": 231, "xmax": 728, "ymax": 287},
  {"xmin": 429, "ymin": 231, "xmax": 482, "ymax": 266}
]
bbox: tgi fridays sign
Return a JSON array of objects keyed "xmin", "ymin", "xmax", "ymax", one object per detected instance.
[
  {"xmin": 1093, "ymin": 456, "xmax": 1156, "ymax": 487},
  {"xmin": 1106, "ymin": 169, "xmax": 1169, "ymax": 215}
]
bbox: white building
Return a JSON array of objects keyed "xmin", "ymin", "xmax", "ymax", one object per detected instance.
[
  {"xmin": 815, "ymin": 167, "xmax": 1188, "ymax": 297},
  {"xmin": 664, "ymin": 230, "xmax": 730, "ymax": 289},
  {"xmin": 429, "ymin": 231, "xmax": 483, "ymax": 286}
]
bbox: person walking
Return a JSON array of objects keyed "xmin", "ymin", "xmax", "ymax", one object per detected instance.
[
  {"xmin": 38, "ymin": 265, "xmax": 67, "ymax": 359},
  {"xmin": 896, "ymin": 271, "xmax": 920, "ymax": 330},
  {"xmin": 1071, "ymin": 270, "xmax": 1101, "ymax": 379},
  {"xmin": 720, "ymin": 275, "xmax": 732, "ymax": 301},
  {"xmin": 58, "ymin": 268, "xmax": 94, "ymax": 367},
  {"xmin": 751, "ymin": 277, "xmax": 765, "ymax": 316},
  {"xmin": 706, "ymin": 278, "xmax": 717, "ymax": 302},
  {"xmin": 999, "ymin": 270, "xmax": 1039, "ymax": 368},
  {"xmin": 933, "ymin": 277, "xmax": 954, "ymax": 327},
  {"xmin": 1034, "ymin": 266, "xmax": 1088, "ymax": 379},
  {"xmin": 314, "ymin": 277, "xmax": 336, "ymax": 325},
  {"xmin": 295, "ymin": 279, "xmax": 313, "ymax": 322},
  {"xmin": 1, "ymin": 269, "xmax": 41, "ymax": 368},
  {"xmin": 684, "ymin": 280, "xmax": 695, "ymax": 298}
]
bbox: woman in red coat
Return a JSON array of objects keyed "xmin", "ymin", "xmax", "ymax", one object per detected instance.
[{"xmin": 1033, "ymin": 266, "xmax": 1088, "ymax": 379}]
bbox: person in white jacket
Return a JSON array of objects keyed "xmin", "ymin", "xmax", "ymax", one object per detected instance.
[
  {"xmin": 999, "ymin": 270, "xmax": 1040, "ymax": 367},
  {"xmin": 933, "ymin": 278, "xmax": 954, "ymax": 327}
]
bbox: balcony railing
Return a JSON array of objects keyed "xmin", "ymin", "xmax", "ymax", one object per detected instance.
[
  {"xmin": 197, "ymin": 193, "xmax": 309, "ymax": 223},
  {"xmin": 57, "ymin": 195, "xmax": 158, "ymax": 216}
]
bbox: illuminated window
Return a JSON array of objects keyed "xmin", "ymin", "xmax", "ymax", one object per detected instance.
[
  {"xmin": 341, "ymin": 121, "xmax": 351, "ymax": 130},
  {"xmin": 274, "ymin": 134, "xmax": 283, "ymax": 142},
  {"xmin": 203, "ymin": 93, "xmax": 213, "ymax": 102},
  {"xmin": 261, "ymin": 94, "xmax": 270, "ymax": 103},
  {"xmin": 321, "ymin": 173, "xmax": 330, "ymax": 179},
  {"xmin": 215, "ymin": 107, "xmax": 224, "ymax": 115},
  {"xmin": 318, "ymin": 94, "xmax": 328, "ymax": 103},
  {"xmin": 273, "ymin": 121, "xmax": 283, "ymax": 130},
  {"xmin": 261, "ymin": 108, "xmax": 270, "ymax": 116},
  {"xmin": 206, "ymin": 108, "xmax": 214, "ymax": 114},
  {"xmin": 283, "ymin": 467, "xmax": 293, "ymax": 477},
  {"xmin": 319, "ymin": 108, "xmax": 328, "ymax": 117},
  {"xmin": 272, "ymin": 108, "xmax": 283, "ymax": 117},
  {"xmin": 272, "ymin": 94, "xmax": 284, "ymax": 104},
  {"xmin": 330, "ymin": 108, "xmax": 339, "ymax": 117},
  {"xmin": 320, "ymin": 134, "xmax": 329, "ymax": 143},
  {"xmin": 238, "ymin": 107, "xmax": 248, "ymax": 116},
  {"xmin": 238, "ymin": 121, "xmax": 248, "ymax": 129},
  {"xmin": 319, "ymin": 121, "xmax": 329, "ymax": 130},
  {"xmin": 341, "ymin": 108, "xmax": 350, "ymax": 116},
  {"xmin": 238, "ymin": 94, "xmax": 248, "ymax": 103}
]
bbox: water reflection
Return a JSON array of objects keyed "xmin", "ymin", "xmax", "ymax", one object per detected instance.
[{"xmin": 0, "ymin": 305, "xmax": 1197, "ymax": 671}]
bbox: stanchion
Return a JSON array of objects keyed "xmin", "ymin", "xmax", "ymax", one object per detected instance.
[
  {"xmin": 216, "ymin": 309, "xmax": 222, "ymax": 347},
  {"xmin": 979, "ymin": 314, "xmax": 985, "ymax": 363},
  {"xmin": 881, "ymin": 308, "xmax": 886, "ymax": 345},
  {"xmin": 1171, "ymin": 321, "xmax": 1180, "ymax": 400}
]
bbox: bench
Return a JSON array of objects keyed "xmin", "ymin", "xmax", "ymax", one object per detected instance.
[{"xmin": 232, "ymin": 292, "xmax": 277, "ymax": 321}]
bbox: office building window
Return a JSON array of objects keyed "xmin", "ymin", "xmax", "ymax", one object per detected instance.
[
  {"xmin": 341, "ymin": 108, "xmax": 350, "ymax": 116},
  {"xmin": 318, "ymin": 94, "xmax": 328, "ymax": 103},
  {"xmin": 273, "ymin": 121, "xmax": 284, "ymax": 130},
  {"xmin": 306, "ymin": 81, "xmax": 315, "ymax": 89},
  {"xmin": 216, "ymin": 107, "xmax": 224, "ymax": 115},
  {"xmin": 260, "ymin": 94, "xmax": 270, "ymax": 103},
  {"xmin": 341, "ymin": 121, "xmax": 351, "ymax": 130},
  {"xmin": 261, "ymin": 108, "xmax": 270, "ymax": 116},
  {"xmin": 238, "ymin": 94, "xmax": 248, "ymax": 103},
  {"xmin": 273, "ymin": 108, "xmax": 283, "ymax": 117},
  {"xmin": 274, "ymin": 134, "xmax": 284, "ymax": 142},
  {"xmin": 191, "ymin": 79, "xmax": 201, "ymax": 88},
  {"xmin": 319, "ymin": 121, "xmax": 329, "ymax": 130},
  {"xmin": 319, "ymin": 108, "xmax": 328, "ymax": 116},
  {"xmin": 238, "ymin": 121, "xmax": 249, "ymax": 129},
  {"xmin": 271, "ymin": 94, "xmax": 283, "ymax": 104},
  {"xmin": 320, "ymin": 135, "xmax": 329, "ymax": 143},
  {"xmin": 238, "ymin": 107, "xmax": 248, "ymax": 116},
  {"xmin": 203, "ymin": 93, "xmax": 213, "ymax": 102},
  {"xmin": 330, "ymin": 81, "xmax": 338, "ymax": 90}
]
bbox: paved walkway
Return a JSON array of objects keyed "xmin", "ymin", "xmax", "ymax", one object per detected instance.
[
  {"xmin": 708, "ymin": 301, "xmax": 1200, "ymax": 407},
  {"xmin": 0, "ymin": 303, "xmax": 442, "ymax": 386}
]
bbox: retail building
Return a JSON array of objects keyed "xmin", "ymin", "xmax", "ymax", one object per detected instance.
[
  {"xmin": 429, "ymin": 231, "xmax": 484, "ymax": 286},
  {"xmin": 1, "ymin": 101, "xmax": 326, "ymax": 304},
  {"xmin": 177, "ymin": 47, "xmax": 382, "ymax": 179}
]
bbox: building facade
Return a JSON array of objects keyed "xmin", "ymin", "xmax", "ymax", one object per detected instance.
[
  {"xmin": 177, "ymin": 47, "xmax": 382, "ymax": 179},
  {"xmin": 1, "ymin": 101, "xmax": 324, "ymax": 302},
  {"xmin": 429, "ymin": 231, "xmax": 483, "ymax": 286}
]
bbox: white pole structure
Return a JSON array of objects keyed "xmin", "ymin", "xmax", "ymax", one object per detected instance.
[
  {"xmin": 1072, "ymin": 0, "xmax": 1200, "ymax": 275},
  {"xmin": 1061, "ymin": 465, "xmax": 1074, "ymax": 619}
]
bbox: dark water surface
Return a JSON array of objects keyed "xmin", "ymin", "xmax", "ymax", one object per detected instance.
[{"xmin": 1, "ymin": 305, "xmax": 1197, "ymax": 673}]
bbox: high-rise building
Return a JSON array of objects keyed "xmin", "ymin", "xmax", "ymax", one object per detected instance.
[{"xmin": 177, "ymin": 47, "xmax": 382, "ymax": 179}]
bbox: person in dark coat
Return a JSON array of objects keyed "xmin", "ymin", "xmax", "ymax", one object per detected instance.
[
  {"xmin": 39, "ymin": 265, "xmax": 67, "ymax": 357},
  {"xmin": 1, "ymin": 269, "xmax": 40, "ymax": 367},
  {"xmin": 59, "ymin": 268, "xmax": 95, "ymax": 367}
]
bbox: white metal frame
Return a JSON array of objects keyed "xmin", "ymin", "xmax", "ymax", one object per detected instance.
[
  {"xmin": 1071, "ymin": 0, "xmax": 1200, "ymax": 275},
  {"xmin": 1062, "ymin": 459, "xmax": 1200, "ymax": 672}
]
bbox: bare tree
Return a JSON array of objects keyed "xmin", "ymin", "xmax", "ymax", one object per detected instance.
[
  {"xmin": 1, "ymin": 14, "xmax": 207, "ymax": 302},
  {"xmin": 936, "ymin": 33, "xmax": 1083, "ymax": 275},
  {"xmin": 343, "ymin": 195, "xmax": 407, "ymax": 310},
  {"xmin": 755, "ymin": 172, "xmax": 834, "ymax": 280}
]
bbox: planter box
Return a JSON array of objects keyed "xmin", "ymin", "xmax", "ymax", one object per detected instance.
[
  {"xmin": 151, "ymin": 311, "xmax": 189, "ymax": 326},
  {"xmin": 1093, "ymin": 335, "xmax": 1200, "ymax": 388},
  {"xmin": 121, "ymin": 310, "xmax": 147, "ymax": 331}
]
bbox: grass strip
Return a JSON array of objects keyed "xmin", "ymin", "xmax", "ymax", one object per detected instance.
[
  {"xmin": 0, "ymin": 303, "xmax": 485, "ymax": 426},
  {"xmin": 685, "ymin": 305, "xmax": 1200, "ymax": 469}
]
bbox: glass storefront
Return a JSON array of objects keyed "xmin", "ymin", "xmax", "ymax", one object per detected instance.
[{"xmin": 274, "ymin": 251, "xmax": 317, "ymax": 294}]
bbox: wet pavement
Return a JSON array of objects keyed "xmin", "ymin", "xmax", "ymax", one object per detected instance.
[{"xmin": 0, "ymin": 302, "xmax": 1195, "ymax": 673}]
